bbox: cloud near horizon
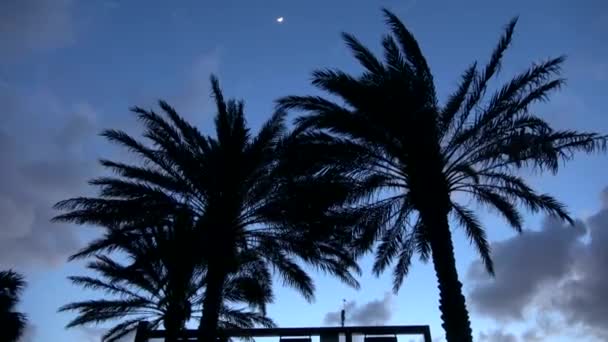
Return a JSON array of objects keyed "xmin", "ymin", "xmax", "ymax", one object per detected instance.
[{"xmin": 478, "ymin": 329, "xmax": 518, "ymax": 342}]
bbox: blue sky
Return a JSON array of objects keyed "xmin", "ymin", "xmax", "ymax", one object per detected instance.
[{"xmin": 1, "ymin": 0, "xmax": 607, "ymax": 341}]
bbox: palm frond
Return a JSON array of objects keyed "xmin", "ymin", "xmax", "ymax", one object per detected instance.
[
  {"xmin": 458, "ymin": 17, "xmax": 517, "ymax": 124},
  {"xmin": 158, "ymin": 100, "xmax": 210, "ymax": 153},
  {"xmin": 342, "ymin": 32, "xmax": 385, "ymax": 75},
  {"xmin": 373, "ymin": 226, "xmax": 403, "ymax": 276},
  {"xmin": 391, "ymin": 236, "xmax": 415, "ymax": 292},
  {"xmin": 0, "ymin": 270, "xmax": 25, "ymax": 300},
  {"xmin": 451, "ymin": 203, "xmax": 493, "ymax": 274},
  {"xmin": 264, "ymin": 249, "xmax": 314, "ymax": 302},
  {"xmin": 219, "ymin": 308, "xmax": 277, "ymax": 329},
  {"xmin": 468, "ymin": 188, "xmax": 523, "ymax": 231},
  {"xmin": 102, "ymin": 318, "xmax": 152, "ymax": 342},
  {"xmin": 439, "ymin": 62, "xmax": 477, "ymax": 136},
  {"xmin": 60, "ymin": 298, "xmax": 155, "ymax": 328},
  {"xmin": 310, "ymin": 69, "xmax": 377, "ymax": 111},
  {"xmin": 381, "ymin": 8, "xmax": 435, "ymax": 99},
  {"xmin": 68, "ymin": 276, "xmax": 150, "ymax": 302},
  {"xmin": 381, "ymin": 34, "xmax": 412, "ymax": 77}
]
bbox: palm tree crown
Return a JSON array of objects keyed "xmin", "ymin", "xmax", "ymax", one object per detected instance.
[
  {"xmin": 60, "ymin": 219, "xmax": 275, "ymax": 342},
  {"xmin": 54, "ymin": 75, "xmax": 360, "ymax": 342},
  {"xmin": 0, "ymin": 269, "xmax": 27, "ymax": 342},
  {"xmin": 277, "ymin": 9, "xmax": 607, "ymax": 342}
]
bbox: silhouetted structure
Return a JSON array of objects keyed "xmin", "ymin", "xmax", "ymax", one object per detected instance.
[{"xmin": 134, "ymin": 324, "xmax": 432, "ymax": 342}]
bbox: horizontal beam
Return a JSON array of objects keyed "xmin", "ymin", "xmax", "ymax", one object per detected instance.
[{"xmin": 146, "ymin": 325, "xmax": 432, "ymax": 341}]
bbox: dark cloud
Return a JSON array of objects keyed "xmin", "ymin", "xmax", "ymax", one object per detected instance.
[
  {"xmin": 467, "ymin": 217, "xmax": 585, "ymax": 320},
  {"xmin": 0, "ymin": 86, "xmax": 97, "ymax": 269},
  {"xmin": 478, "ymin": 329, "xmax": 517, "ymax": 342},
  {"xmin": 520, "ymin": 324, "xmax": 553, "ymax": 342},
  {"xmin": 550, "ymin": 191, "xmax": 608, "ymax": 339},
  {"xmin": 477, "ymin": 325, "xmax": 557, "ymax": 342},
  {"xmin": 0, "ymin": 0, "xmax": 75, "ymax": 61},
  {"xmin": 0, "ymin": 47, "xmax": 223, "ymax": 270},
  {"xmin": 467, "ymin": 187, "xmax": 608, "ymax": 340},
  {"xmin": 324, "ymin": 293, "xmax": 394, "ymax": 326}
]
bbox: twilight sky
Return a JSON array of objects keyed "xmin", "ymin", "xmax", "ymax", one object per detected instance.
[{"xmin": 1, "ymin": 0, "xmax": 607, "ymax": 341}]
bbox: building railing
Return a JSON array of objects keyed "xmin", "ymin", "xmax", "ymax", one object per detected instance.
[{"xmin": 134, "ymin": 324, "xmax": 432, "ymax": 342}]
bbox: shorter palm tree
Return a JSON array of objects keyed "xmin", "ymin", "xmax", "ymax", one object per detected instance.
[
  {"xmin": 0, "ymin": 270, "xmax": 27, "ymax": 342},
  {"xmin": 60, "ymin": 220, "xmax": 275, "ymax": 342}
]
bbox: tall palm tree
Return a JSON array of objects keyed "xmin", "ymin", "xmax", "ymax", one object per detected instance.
[
  {"xmin": 0, "ymin": 270, "xmax": 27, "ymax": 342},
  {"xmin": 60, "ymin": 221, "xmax": 276, "ymax": 342},
  {"xmin": 277, "ymin": 9, "xmax": 607, "ymax": 342},
  {"xmin": 54, "ymin": 76, "xmax": 360, "ymax": 342}
]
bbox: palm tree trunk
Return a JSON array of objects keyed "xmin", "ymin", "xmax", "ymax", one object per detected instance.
[
  {"xmin": 165, "ymin": 328, "xmax": 178, "ymax": 342},
  {"xmin": 425, "ymin": 210, "xmax": 474, "ymax": 342},
  {"xmin": 163, "ymin": 318, "xmax": 178, "ymax": 342},
  {"xmin": 163, "ymin": 311, "xmax": 181, "ymax": 342},
  {"xmin": 198, "ymin": 265, "xmax": 227, "ymax": 342}
]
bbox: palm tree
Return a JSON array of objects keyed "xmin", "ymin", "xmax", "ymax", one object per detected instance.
[
  {"xmin": 0, "ymin": 270, "xmax": 27, "ymax": 342},
  {"xmin": 60, "ymin": 221, "xmax": 276, "ymax": 342},
  {"xmin": 277, "ymin": 9, "xmax": 607, "ymax": 342},
  {"xmin": 54, "ymin": 76, "xmax": 360, "ymax": 342}
]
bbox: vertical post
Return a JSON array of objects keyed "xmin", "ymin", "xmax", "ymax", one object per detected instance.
[
  {"xmin": 134, "ymin": 321, "xmax": 150, "ymax": 342},
  {"xmin": 422, "ymin": 326, "xmax": 432, "ymax": 342},
  {"xmin": 340, "ymin": 299, "xmax": 346, "ymax": 327},
  {"xmin": 344, "ymin": 332, "xmax": 352, "ymax": 342}
]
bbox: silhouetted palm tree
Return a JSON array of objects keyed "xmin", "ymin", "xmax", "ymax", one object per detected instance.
[
  {"xmin": 60, "ymin": 220, "xmax": 275, "ymax": 342},
  {"xmin": 54, "ymin": 76, "xmax": 360, "ymax": 342},
  {"xmin": 277, "ymin": 9, "xmax": 607, "ymax": 342},
  {"xmin": 0, "ymin": 270, "xmax": 27, "ymax": 342}
]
